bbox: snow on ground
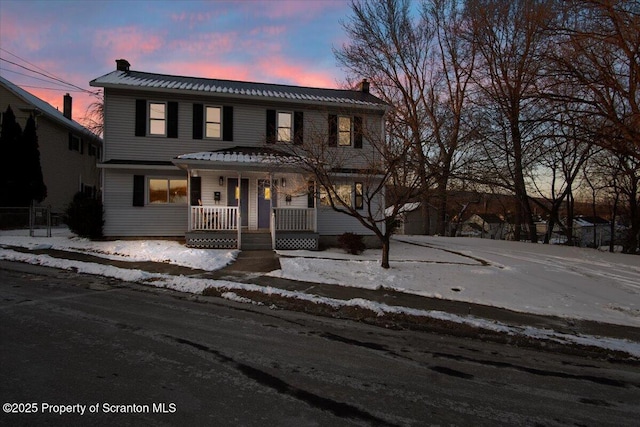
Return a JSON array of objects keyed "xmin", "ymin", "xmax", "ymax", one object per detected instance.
[
  {"xmin": 275, "ymin": 235, "xmax": 640, "ymax": 328},
  {"xmin": 1, "ymin": 228, "xmax": 639, "ymax": 357}
]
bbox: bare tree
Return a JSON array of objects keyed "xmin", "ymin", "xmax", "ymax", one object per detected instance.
[
  {"xmin": 81, "ymin": 92, "xmax": 104, "ymax": 138},
  {"xmin": 276, "ymin": 107, "xmax": 419, "ymax": 269},
  {"xmin": 529, "ymin": 101, "xmax": 600, "ymax": 245},
  {"xmin": 466, "ymin": 0, "xmax": 557, "ymax": 242},
  {"xmin": 555, "ymin": 0, "xmax": 640, "ymax": 160},
  {"xmin": 335, "ymin": 0, "xmax": 475, "ymax": 236}
]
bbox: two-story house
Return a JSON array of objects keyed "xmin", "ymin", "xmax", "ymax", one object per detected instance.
[
  {"xmin": 90, "ymin": 60, "xmax": 388, "ymax": 250},
  {"xmin": 0, "ymin": 75, "xmax": 102, "ymax": 216}
]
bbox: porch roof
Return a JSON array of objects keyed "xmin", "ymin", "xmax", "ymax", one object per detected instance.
[{"xmin": 172, "ymin": 146, "xmax": 299, "ymax": 172}]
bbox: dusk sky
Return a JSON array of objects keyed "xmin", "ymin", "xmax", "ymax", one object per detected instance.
[{"xmin": 0, "ymin": 0, "xmax": 353, "ymax": 126}]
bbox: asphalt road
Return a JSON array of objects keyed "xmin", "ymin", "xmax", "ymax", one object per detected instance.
[{"xmin": 1, "ymin": 261, "xmax": 639, "ymax": 426}]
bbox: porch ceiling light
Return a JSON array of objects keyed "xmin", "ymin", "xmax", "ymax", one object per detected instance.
[{"xmin": 219, "ymin": 176, "xmax": 224, "ymax": 186}]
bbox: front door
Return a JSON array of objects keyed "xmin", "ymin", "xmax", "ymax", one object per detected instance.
[
  {"xmin": 257, "ymin": 179, "xmax": 271, "ymax": 229},
  {"xmin": 227, "ymin": 178, "xmax": 248, "ymax": 227}
]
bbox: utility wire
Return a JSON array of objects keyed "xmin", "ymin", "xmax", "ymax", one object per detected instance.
[
  {"xmin": 0, "ymin": 57, "xmax": 96, "ymax": 95},
  {"xmin": 0, "ymin": 66, "xmax": 86, "ymax": 89},
  {"xmin": 0, "ymin": 48, "xmax": 100, "ymax": 96}
]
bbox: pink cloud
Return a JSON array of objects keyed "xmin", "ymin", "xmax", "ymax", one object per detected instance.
[
  {"xmin": 249, "ymin": 25, "xmax": 286, "ymax": 37},
  {"xmin": 170, "ymin": 11, "xmax": 213, "ymax": 29},
  {"xmin": 168, "ymin": 32, "xmax": 237, "ymax": 55},
  {"xmin": 94, "ymin": 27, "xmax": 164, "ymax": 63},
  {"xmin": 255, "ymin": 56, "xmax": 340, "ymax": 88},
  {"xmin": 0, "ymin": 13, "xmax": 52, "ymax": 52},
  {"xmin": 157, "ymin": 61, "xmax": 253, "ymax": 82},
  {"xmin": 245, "ymin": 0, "xmax": 344, "ymax": 20},
  {"xmin": 155, "ymin": 57, "xmax": 340, "ymax": 89}
]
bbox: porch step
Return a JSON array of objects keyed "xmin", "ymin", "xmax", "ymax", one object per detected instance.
[{"xmin": 241, "ymin": 232, "xmax": 273, "ymax": 250}]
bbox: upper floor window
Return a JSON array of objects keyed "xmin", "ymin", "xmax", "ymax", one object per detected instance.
[
  {"xmin": 338, "ymin": 116, "xmax": 352, "ymax": 146},
  {"xmin": 69, "ymin": 134, "xmax": 81, "ymax": 152},
  {"xmin": 205, "ymin": 106, "xmax": 221, "ymax": 139},
  {"xmin": 148, "ymin": 178, "xmax": 187, "ymax": 204},
  {"xmin": 149, "ymin": 102, "xmax": 166, "ymax": 136},
  {"xmin": 266, "ymin": 109, "xmax": 302, "ymax": 145},
  {"xmin": 277, "ymin": 112, "xmax": 292, "ymax": 142}
]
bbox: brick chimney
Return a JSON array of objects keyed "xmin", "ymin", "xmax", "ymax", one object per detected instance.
[
  {"xmin": 359, "ymin": 78, "xmax": 370, "ymax": 94},
  {"xmin": 63, "ymin": 93, "xmax": 72, "ymax": 119},
  {"xmin": 116, "ymin": 59, "xmax": 130, "ymax": 72}
]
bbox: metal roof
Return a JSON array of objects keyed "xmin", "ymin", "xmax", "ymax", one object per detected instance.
[
  {"xmin": 90, "ymin": 70, "xmax": 388, "ymax": 109},
  {"xmin": 0, "ymin": 75, "xmax": 102, "ymax": 142}
]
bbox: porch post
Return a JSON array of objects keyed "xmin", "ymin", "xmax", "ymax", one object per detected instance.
[
  {"xmin": 237, "ymin": 171, "xmax": 241, "ymax": 250},
  {"xmin": 187, "ymin": 169, "xmax": 193, "ymax": 232},
  {"xmin": 269, "ymin": 172, "xmax": 275, "ymax": 249},
  {"xmin": 313, "ymin": 180, "xmax": 318, "ymax": 233}
]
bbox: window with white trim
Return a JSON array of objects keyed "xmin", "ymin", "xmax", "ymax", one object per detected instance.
[
  {"xmin": 355, "ymin": 182, "xmax": 363, "ymax": 210},
  {"xmin": 148, "ymin": 178, "xmax": 187, "ymax": 204},
  {"xmin": 338, "ymin": 116, "xmax": 352, "ymax": 146},
  {"xmin": 319, "ymin": 184, "xmax": 352, "ymax": 207},
  {"xmin": 149, "ymin": 102, "xmax": 166, "ymax": 136},
  {"xmin": 205, "ymin": 106, "xmax": 221, "ymax": 139},
  {"xmin": 277, "ymin": 111, "xmax": 292, "ymax": 142}
]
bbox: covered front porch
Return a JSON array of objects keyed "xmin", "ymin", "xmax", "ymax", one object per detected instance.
[{"xmin": 174, "ymin": 147, "xmax": 319, "ymax": 250}]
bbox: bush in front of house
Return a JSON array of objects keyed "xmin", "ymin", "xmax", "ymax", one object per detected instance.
[
  {"xmin": 338, "ymin": 232, "xmax": 365, "ymax": 255},
  {"xmin": 65, "ymin": 192, "xmax": 104, "ymax": 239}
]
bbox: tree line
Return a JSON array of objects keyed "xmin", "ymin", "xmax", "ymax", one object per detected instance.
[{"xmin": 334, "ymin": 0, "xmax": 640, "ymax": 254}]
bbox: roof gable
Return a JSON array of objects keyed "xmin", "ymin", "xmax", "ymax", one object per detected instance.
[
  {"xmin": 90, "ymin": 70, "xmax": 388, "ymax": 110},
  {"xmin": 0, "ymin": 75, "xmax": 101, "ymax": 142}
]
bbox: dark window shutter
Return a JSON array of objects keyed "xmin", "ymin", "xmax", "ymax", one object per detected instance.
[
  {"xmin": 307, "ymin": 180, "xmax": 315, "ymax": 208},
  {"xmin": 133, "ymin": 175, "xmax": 145, "ymax": 207},
  {"xmin": 294, "ymin": 111, "xmax": 304, "ymax": 145},
  {"xmin": 266, "ymin": 109, "xmax": 276, "ymax": 144},
  {"xmin": 190, "ymin": 176, "xmax": 202, "ymax": 206},
  {"xmin": 167, "ymin": 102, "xmax": 178, "ymax": 138},
  {"xmin": 192, "ymin": 104, "xmax": 203, "ymax": 140},
  {"xmin": 68, "ymin": 132, "xmax": 73, "ymax": 150},
  {"xmin": 135, "ymin": 99, "xmax": 146, "ymax": 137},
  {"xmin": 328, "ymin": 114, "xmax": 337, "ymax": 147},
  {"xmin": 223, "ymin": 106, "xmax": 233, "ymax": 141},
  {"xmin": 354, "ymin": 116, "xmax": 363, "ymax": 149}
]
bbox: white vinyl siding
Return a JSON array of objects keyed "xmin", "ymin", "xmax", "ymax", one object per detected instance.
[{"xmin": 102, "ymin": 169, "xmax": 187, "ymax": 237}]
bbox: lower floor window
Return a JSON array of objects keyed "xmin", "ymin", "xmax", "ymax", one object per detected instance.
[
  {"xmin": 149, "ymin": 178, "xmax": 187, "ymax": 204},
  {"xmin": 320, "ymin": 184, "xmax": 353, "ymax": 207}
]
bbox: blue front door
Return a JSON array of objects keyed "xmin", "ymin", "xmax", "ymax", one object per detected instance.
[
  {"xmin": 227, "ymin": 178, "xmax": 248, "ymax": 227},
  {"xmin": 257, "ymin": 179, "xmax": 271, "ymax": 229}
]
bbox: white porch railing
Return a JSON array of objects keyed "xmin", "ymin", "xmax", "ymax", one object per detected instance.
[
  {"xmin": 191, "ymin": 206, "xmax": 238, "ymax": 231},
  {"xmin": 273, "ymin": 208, "xmax": 315, "ymax": 231}
]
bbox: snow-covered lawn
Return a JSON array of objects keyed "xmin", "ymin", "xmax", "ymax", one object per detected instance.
[
  {"xmin": 1, "ymin": 228, "xmax": 639, "ymax": 357},
  {"xmin": 275, "ymin": 235, "xmax": 640, "ymax": 328}
]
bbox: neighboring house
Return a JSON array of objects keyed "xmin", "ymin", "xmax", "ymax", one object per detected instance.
[
  {"xmin": 390, "ymin": 202, "xmax": 440, "ymax": 235},
  {"xmin": 90, "ymin": 60, "xmax": 388, "ymax": 250},
  {"xmin": 459, "ymin": 213, "xmax": 506, "ymax": 239},
  {"xmin": 573, "ymin": 216, "xmax": 611, "ymax": 248},
  {"xmin": 0, "ymin": 75, "xmax": 102, "ymax": 215}
]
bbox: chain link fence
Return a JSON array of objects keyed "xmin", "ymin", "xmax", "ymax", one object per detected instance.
[{"xmin": 0, "ymin": 205, "xmax": 53, "ymax": 237}]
